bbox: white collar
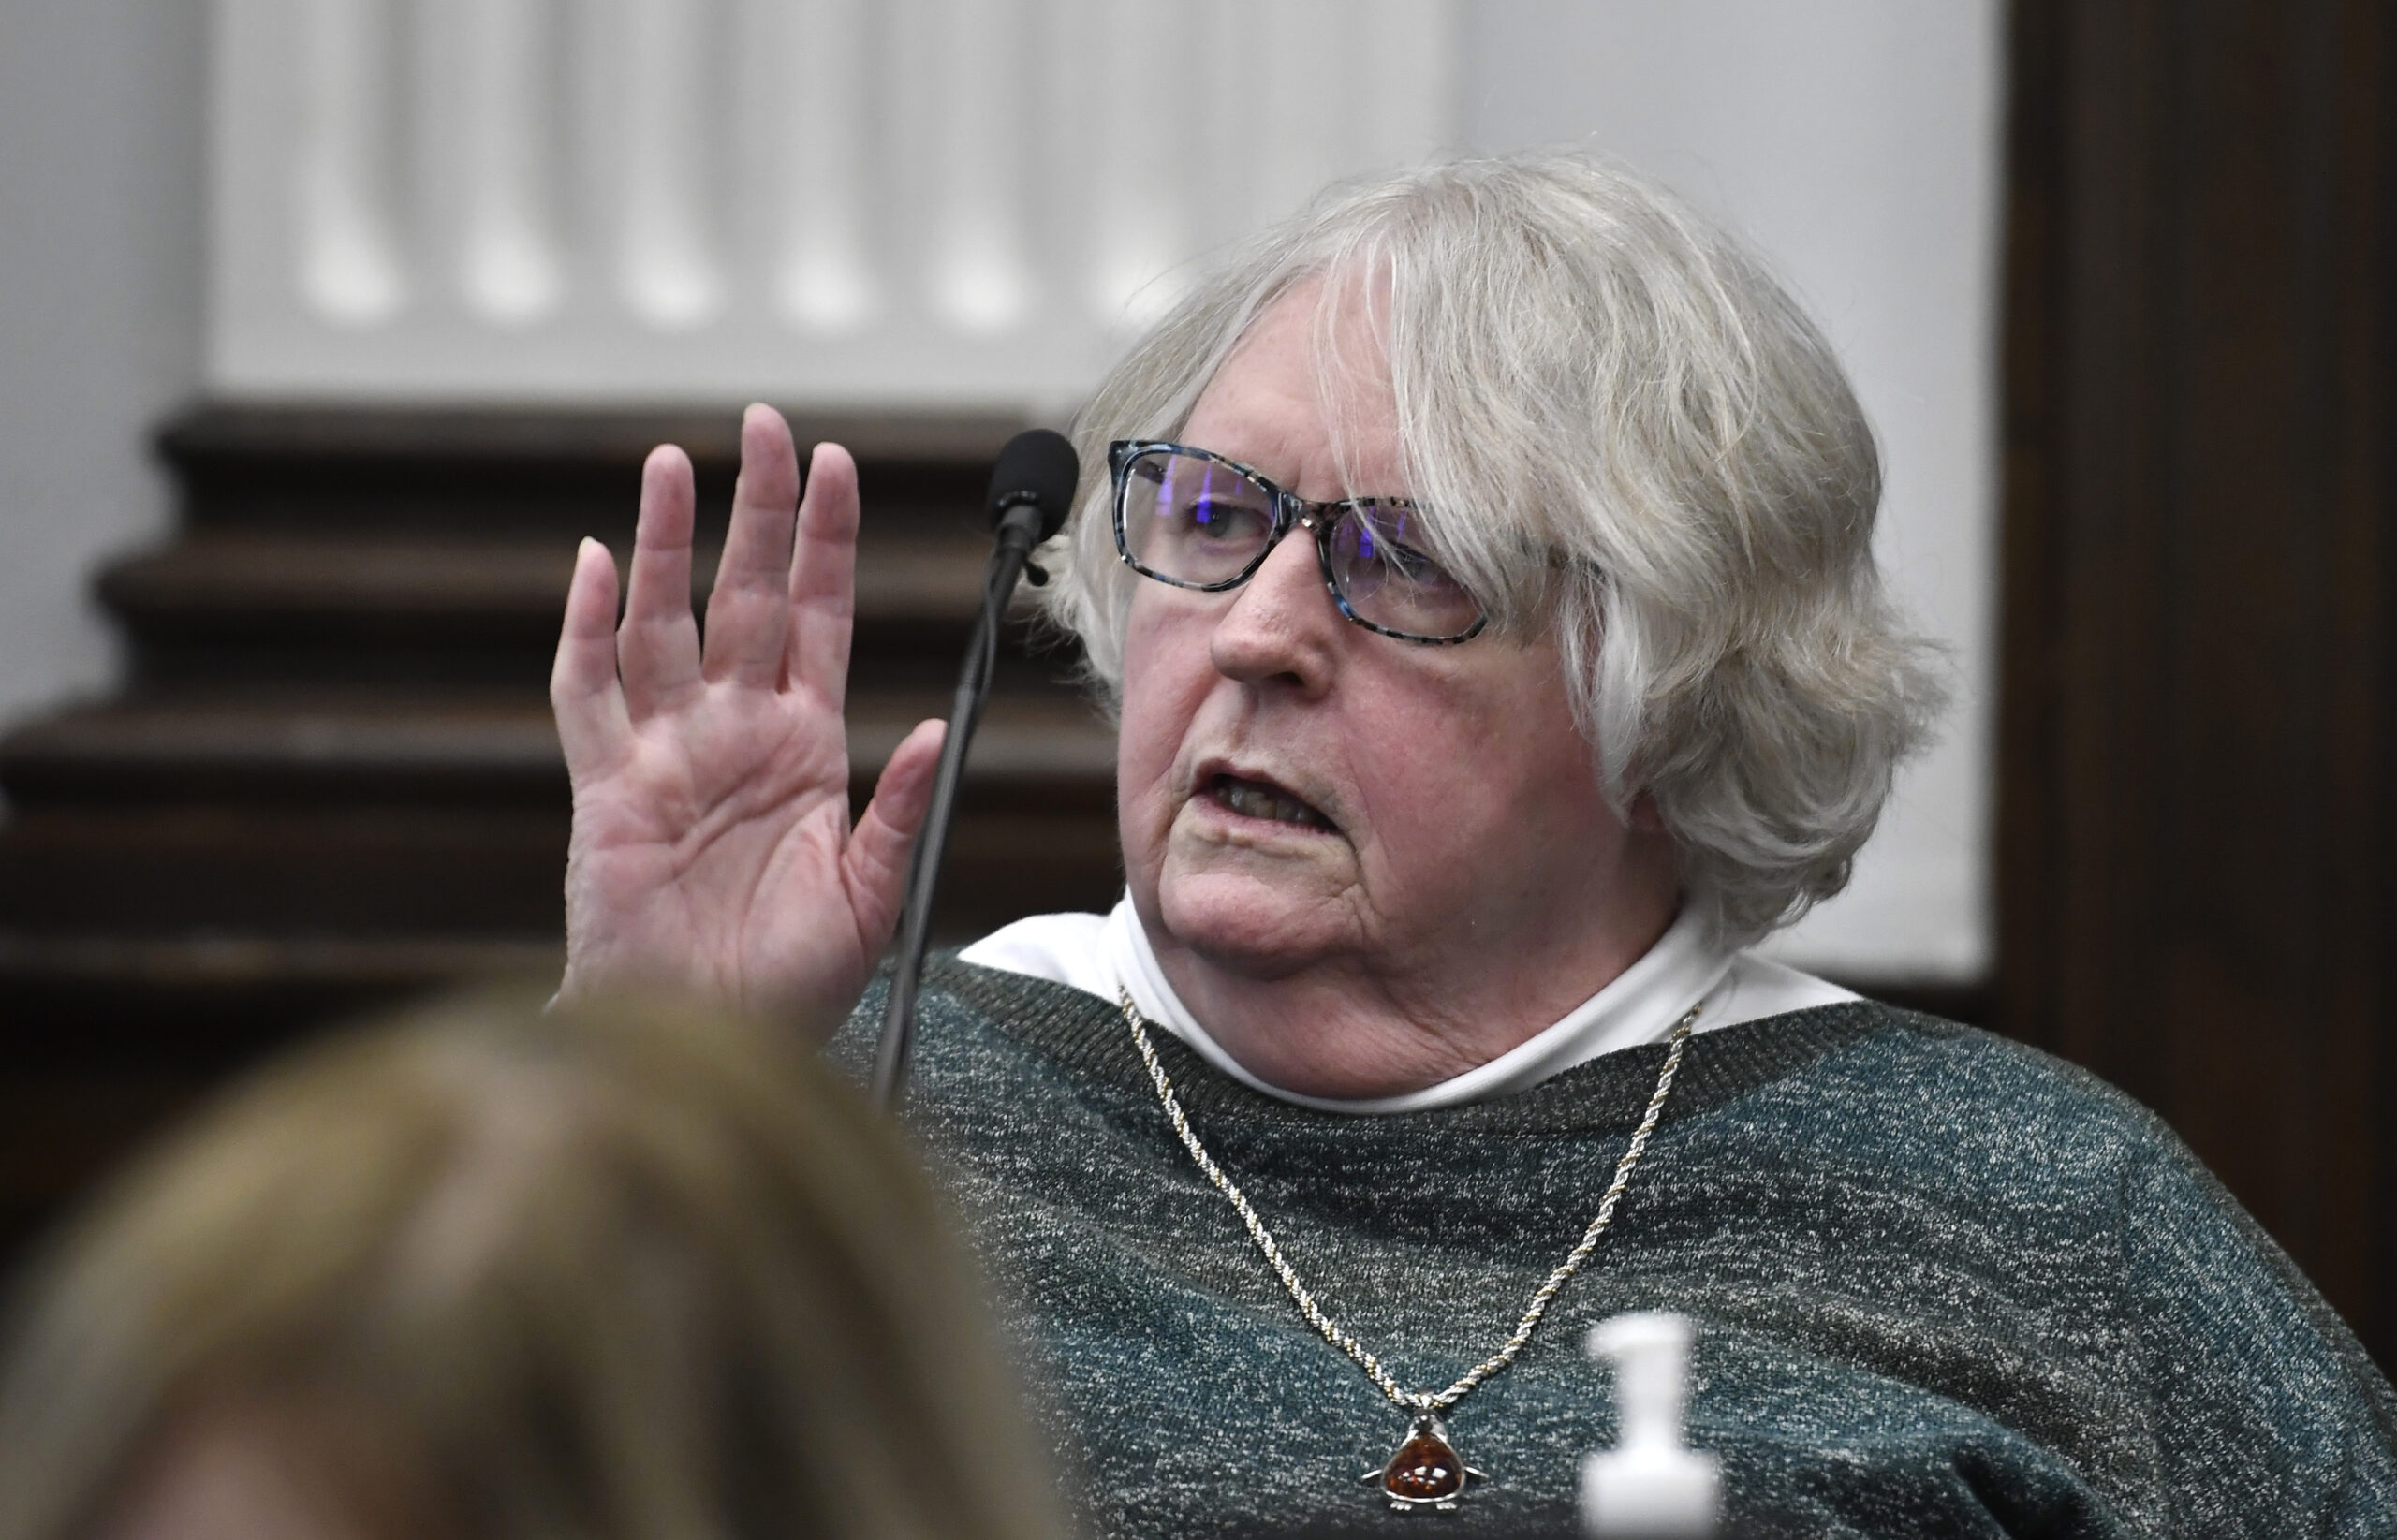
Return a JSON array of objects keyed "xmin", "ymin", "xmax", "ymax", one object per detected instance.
[{"xmin": 958, "ymin": 896, "xmax": 1856, "ymax": 1115}]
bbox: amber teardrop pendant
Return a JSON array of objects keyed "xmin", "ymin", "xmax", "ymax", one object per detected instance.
[{"xmin": 1363, "ymin": 1414, "xmax": 1486, "ymax": 1512}]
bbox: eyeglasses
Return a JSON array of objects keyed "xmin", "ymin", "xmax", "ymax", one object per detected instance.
[{"xmin": 1107, "ymin": 441, "xmax": 1487, "ymax": 644}]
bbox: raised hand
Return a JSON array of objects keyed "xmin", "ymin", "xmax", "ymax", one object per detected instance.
[{"xmin": 550, "ymin": 404, "xmax": 945, "ymax": 1033}]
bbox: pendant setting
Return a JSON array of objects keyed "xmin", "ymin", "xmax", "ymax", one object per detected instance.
[{"xmin": 1360, "ymin": 1413, "xmax": 1488, "ymax": 1513}]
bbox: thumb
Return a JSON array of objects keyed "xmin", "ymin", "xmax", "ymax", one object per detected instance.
[{"xmin": 843, "ymin": 719, "xmax": 949, "ymax": 948}]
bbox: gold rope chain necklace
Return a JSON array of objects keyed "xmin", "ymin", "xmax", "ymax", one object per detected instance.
[{"xmin": 1118, "ymin": 991, "xmax": 1699, "ymax": 1514}]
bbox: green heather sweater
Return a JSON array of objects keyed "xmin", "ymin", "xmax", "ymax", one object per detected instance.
[{"xmin": 831, "ymin": 959, "xmax": 2397, "ymax": 1538}]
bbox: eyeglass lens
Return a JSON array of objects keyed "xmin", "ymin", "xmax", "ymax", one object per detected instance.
[{"xmin": 1120, "ymin": 448, "xmax": 1481, "ymax": 640}]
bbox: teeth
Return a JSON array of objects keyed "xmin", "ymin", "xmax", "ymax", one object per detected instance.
[{"xmin": 1215, "ymin": 776, "xmax": 1329, "ymax": 829}]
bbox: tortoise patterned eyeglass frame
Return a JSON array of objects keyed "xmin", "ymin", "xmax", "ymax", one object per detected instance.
[{"xmin": 1107, "ymin": 439, "xmax": 1489, "ymax": 645}]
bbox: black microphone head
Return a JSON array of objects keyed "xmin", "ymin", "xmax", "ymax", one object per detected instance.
[{"xmin": 983, "ymin": 428, "xmax": 1080, "ymax": 541}]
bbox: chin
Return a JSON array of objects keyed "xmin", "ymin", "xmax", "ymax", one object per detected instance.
[{"xmin": 1154, "ymin": 865, "xmax": 1351, "ymax": 980}]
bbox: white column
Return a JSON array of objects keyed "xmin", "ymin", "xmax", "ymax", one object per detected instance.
[
  {"xmin": 615, "ymin": 0, "xmax": 726, "ymax": 330},
  {"xmin": 1360, "ymin": 0, "xmax": 1460, "ymax": 170},
  {"xmin": 1248, "ymin": 0, "xmax": 1456, "ymax": 227},
  {"xmin": 1085, "ymin": 0, "xmax": 1192, "ymax": 331},
  {"xmin": 295, "ymin": 0, "xmax": 404, "ymax": 325},
  {"xmin": 1248, "ymin": 0, "xmax": 1355, "ymax": 226},
  {"xmin": 921, "ymin": 0, "xmax": 1035, "ymax": 335},
  {"xmin": 447, "ymin": 0, "xmax": 565, "ymax": 325},
  {"xmin": 766, "ymin": 0, "xmax": 879, "ymax": 332},
  {"xmin": 209, "ymin": 0, "xmax": 1460, "ymax": 402}
]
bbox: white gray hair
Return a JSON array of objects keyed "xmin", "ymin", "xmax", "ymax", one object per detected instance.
[{"xmin": 1042, "ymin": 153, "xmax": 1945, "ymax": 946}]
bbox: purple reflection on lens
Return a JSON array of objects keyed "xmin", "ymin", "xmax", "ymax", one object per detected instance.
[{"xmin": 1195, "ymin": 465, "xmax": 1235, "ymax": 525}]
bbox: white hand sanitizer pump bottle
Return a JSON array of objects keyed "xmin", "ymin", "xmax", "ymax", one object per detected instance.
[{"xmin": 1581, "ymin": 1312, "xmax": 1719, "ymax": 1538}]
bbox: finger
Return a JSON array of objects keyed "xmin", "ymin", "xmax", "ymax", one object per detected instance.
[
  {"xmin": 551, "ymin": 537, "xmax": 634, "ymax": 776},
  {"xmin": 787, "ymin": 440, "xmax": 860, "ymax": 710},
  {"xmin": 842, "ymin": 718, "xmax": 948, "ymax": 948},
  {"xmin": 620, "ymin": 444, "xmax": 702, "ymax": 719},
  {"xmin": 703, "ymin": 403, "xmax": 802, "ymax": 689}
]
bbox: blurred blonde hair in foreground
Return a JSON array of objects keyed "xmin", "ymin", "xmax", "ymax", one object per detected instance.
[{"xmin": 0, "ymin": 987, "xmax": 1066, "ymax": 1540}]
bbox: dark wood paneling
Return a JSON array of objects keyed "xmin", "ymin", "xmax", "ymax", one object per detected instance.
[
  {"xmin": 2000, "ymin": 0, "xmax": 2393, "ymax": 1364},
  {"xmin": 0, "ymin": 406, "xmax": 1125, "ymax": 1270}
]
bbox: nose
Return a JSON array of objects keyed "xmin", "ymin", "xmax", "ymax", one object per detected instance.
[{"xmin": 1208, "ymin": 526, "xmax": 1341, "ymax": 692}]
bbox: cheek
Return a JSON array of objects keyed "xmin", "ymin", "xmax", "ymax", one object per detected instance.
[
  {"xmin": 1114, "ymin": 597, "xmax": 1213, "ymax": 869},
  {"xmin": 1344, "ymin": 707, "xmax": 1503, "ymax": 869},
  {"xmin": 1346, "ymin": 663, "xmax": 1610, "ymax": 878}
]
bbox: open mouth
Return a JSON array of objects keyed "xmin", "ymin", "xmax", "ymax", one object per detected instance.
[{"xmin": 1203, "ymin": 772, "xmax": 1334, "ymax": 831}]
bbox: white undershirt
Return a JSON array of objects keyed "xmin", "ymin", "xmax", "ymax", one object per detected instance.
[{"xmin": 959, "ymin": 894, "xmax": 1857, "ymax": 1115}]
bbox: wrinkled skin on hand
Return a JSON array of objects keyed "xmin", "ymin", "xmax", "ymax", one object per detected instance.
[{"xmin": 549, "ymin": 404, "xmax": 945, "ymax": 1034}]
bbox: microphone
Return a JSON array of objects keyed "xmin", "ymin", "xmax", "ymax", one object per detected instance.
[
  {"xmin": 870, "ymin": 429, "xmax": 1081, "ymax": 1110},
  {"xmin": 983, "ymin": 426, "xmax": 1078, "ymax": 545}
]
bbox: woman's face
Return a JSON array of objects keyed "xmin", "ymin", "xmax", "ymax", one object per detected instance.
[{"xmin": 1116, "ymin": 283, "xmax": 1676, "ymax": 1083}]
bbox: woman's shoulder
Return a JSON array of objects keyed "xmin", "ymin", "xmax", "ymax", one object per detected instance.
[
  {"xmin": 1622, "ymin": 993, "xmax": 2173, "ymax": 1181},
  {"xmin": 1674, "ymin": 1000, "xmax": 2283, "ymax": 1265},
  {"xmin": 1719, "ymin": 996, "xmax": 2183, "ymax": 1159}
]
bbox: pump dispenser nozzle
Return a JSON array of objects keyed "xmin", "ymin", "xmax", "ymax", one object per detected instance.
[{"xmin": 1580, "ymin": 1312, "xmax": 1719, "ymax": 1538}]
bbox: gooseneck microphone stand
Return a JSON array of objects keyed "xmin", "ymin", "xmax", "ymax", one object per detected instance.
[{"xmin": 870, "ymin": 429, "xmax": 1080, "ymax": 1111}]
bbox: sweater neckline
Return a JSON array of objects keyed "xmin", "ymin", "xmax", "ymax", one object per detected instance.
[{"xmin": 928, "ymin": 954, "xmax": 1917, "ymax": 1136}]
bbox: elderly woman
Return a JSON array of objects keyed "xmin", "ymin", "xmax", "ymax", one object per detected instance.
[{"xmin": 550, "ymin": 156, "xmax": 2396, "ymax": 1536}]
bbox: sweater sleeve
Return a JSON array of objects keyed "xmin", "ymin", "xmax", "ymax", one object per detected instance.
[{"xmin": 2118, "ymin": 1129, "xmax": 2397, "ymax": 1534}]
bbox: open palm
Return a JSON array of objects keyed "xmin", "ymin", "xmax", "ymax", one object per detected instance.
[{"xmin": 550, "ymin": 405, "xmax": 944, "ymax": 1033}]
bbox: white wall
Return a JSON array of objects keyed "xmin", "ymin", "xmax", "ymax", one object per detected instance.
[
  {"xmin": 0, "ymin": 2, "xmax": 208, "ymax": 733},
  {"xmin": 1462, "ymin": 1, "xmax": 2004, "ymax": 983}
]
